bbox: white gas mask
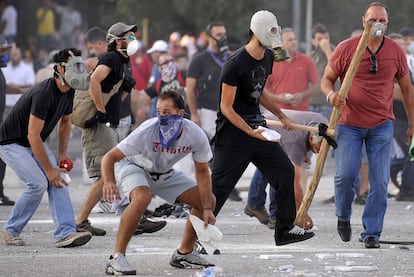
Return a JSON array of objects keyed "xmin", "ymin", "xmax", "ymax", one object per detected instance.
[
  {"xmin": 60, "ymin": 51, "xmax": 90, "ymax": 90},
  {"xmin": 250, "ymin": 10, "xmax": 289, "ymax": 61},
  {"xmin": 371, "ymin": 22, "xmax": 387, "ymax": 38}
]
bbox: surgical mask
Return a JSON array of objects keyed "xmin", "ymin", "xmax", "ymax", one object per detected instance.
[
  {"xmin": 60, "ymin": 51, "xmax": 90, "ymax": 90},
  {"xmin": 371, "ymin": 22, "xmax": 386, "ymax": 38},
  {"xmin": 160, "ymin": 60, "xmax": 177, "ymax": 83},
  {"xmin": 250, "ymin": 10, "xmax": 289, "ymax": 62},
  {"xmin": 408, "ymin": 41, "xmax": 414, "ymax": 54},
  {"xmin": 0, "ymin": 53, "xmax": 9, "ymax": 67},
  {"xmin": 158, "ymin": 114, "xmax": 183, "ymax": 148}
]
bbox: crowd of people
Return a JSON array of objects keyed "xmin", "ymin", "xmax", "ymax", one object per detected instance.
[{"xmin": 1, "ymin": 1, "xmax": 414, "ymax": 276}]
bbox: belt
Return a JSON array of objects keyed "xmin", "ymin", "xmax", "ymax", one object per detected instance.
[
  {"xmin": 149, "ymin": 169, "xmax": 174, "ymax": 182},
  {"xmin": 242, "ymin": 114, "xmax": 266, "ymax": 129}
]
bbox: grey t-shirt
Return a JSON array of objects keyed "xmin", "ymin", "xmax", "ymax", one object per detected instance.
[
  {"xmin": 117, "ymin": 117, "xmax": 212, "ymax": 173},
  {"xmin": 264, "ymin": 109, "xmax": 328, "ymax": 165}
]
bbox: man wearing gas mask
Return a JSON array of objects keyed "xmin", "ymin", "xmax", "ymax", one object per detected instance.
[
  {"xmin": 0, "ymin": 34, "xmax": 14, "ymax": 206},
  {"xmin": 75, "ymin": 22, "xmax": 140, "ymax": 237},
  {"xmin": 211, "ymin": 10, "xmax": 314, "ymax": 247},
  {"xmin": 321, "ymin": 2, "xmax": 414, "ymax": 248},
  {"xmin": 186, "ymin": 21, "xmax": 242, "ymax": 201},
  {"xmin": 0, "ymin": 48, "xmax": 92, "ymax": 248}
]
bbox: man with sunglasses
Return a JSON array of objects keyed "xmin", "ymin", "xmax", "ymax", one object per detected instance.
[{"xmin": 321, "ymin": 2, "xmax": 414, "ymax": 249}]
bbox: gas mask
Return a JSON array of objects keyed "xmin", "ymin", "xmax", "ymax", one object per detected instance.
[
  {"xmin": 60, "ymin": 51, "xmax": 90, "ymax": 90},
  {"xmin": 371, "ymin": 22, "xmax": 386, "ymax": 38},
  {"xmin": 214, "ymin": 35, "xmax": 229, "ymax": 55},
  {"xmin": 158, "ymin": 114, "xmax": 184, "ymax": 148},
  {"xmin": 250, "ymin": 10, "xmax": 289, "ymax": 62}
]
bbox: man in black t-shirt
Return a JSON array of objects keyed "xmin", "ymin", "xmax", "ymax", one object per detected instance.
[
  {"xmin": 211, "ymin": 10, "xmax": 314, "ymax": 247},
  {"xmin": 0, "ymin": 48, "xmax": 92, "ymax": 248}
]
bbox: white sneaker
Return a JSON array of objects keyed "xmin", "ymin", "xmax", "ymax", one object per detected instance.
[{"xmin": 105, "ymin": 253, "xmax": 136, "ymax": 275}]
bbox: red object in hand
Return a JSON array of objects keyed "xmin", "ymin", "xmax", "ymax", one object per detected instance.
[{"xmin": 59, "ymin": 160, "xmax": 73, "ymax": 171}]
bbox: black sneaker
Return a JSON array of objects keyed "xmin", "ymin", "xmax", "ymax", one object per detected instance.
[
  {"xmin": 0, "ymin": 196, "xmax": 15, "ymax": 206},
  {"xmin": 170, "ymin": 249, "xmax": 215, "ymax": 269},
  {"xmin": 153, "ymin": 203, "xmax": 175, "ymax": 217},
  {"xmin": 275, "ymin": 226, "xmax": 314, "ymax": 246},
  {"xmin": 134, "ymin": 217, "xmax": 167, "ymax": 235},
  {"xmin": 76, "ymin": 219, "xmax": 106, "ymax": 236}
]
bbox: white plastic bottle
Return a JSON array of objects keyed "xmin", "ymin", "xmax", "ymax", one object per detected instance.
[{"xmin": 202, "ymin": 266, "xmax": 223, "ymax": 277}]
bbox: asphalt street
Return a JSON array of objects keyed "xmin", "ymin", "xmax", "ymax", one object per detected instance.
[{"xmin": 1, "ymin": 129, "xmax": 414, "ymax": 277}]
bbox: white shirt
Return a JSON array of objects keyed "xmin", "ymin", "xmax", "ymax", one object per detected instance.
[
  {"xmin": 1, "ymin": 5, "xmax": 17, "ymax": 37},
  {"xmin": 2, "ymin": 61, "xmax": 35, "ymax": 106}
]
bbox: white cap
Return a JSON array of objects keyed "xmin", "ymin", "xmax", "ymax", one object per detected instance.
[{"xmin": 146, "ymin": 40, "xmax": 168, "ymax": 54}]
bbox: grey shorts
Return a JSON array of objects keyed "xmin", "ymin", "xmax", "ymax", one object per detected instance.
[
  {"xmin": 118, "ymin": 162, "xmax": 196, "ymax": 204},
  {"xmin": 81, "ymin": 124, "xmax": 121, "ymax": 178}
]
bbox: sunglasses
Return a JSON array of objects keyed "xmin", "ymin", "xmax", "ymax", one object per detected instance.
[
  {"xmin": 159, "ymin": 59, "xmax": 173, "ymax": 66},
  {"xmin": 370, "ymin": 55, "xmax": 378, "ymax": 74},
  {"xmin": 119, "ymin": 34, "xmax": 136, "ymax": 41}
]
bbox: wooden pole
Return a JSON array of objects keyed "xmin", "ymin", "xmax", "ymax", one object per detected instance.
[
  {"xmin": 294, "ymin": 22, "xmax": 373, "ymax": 226},
  {"xmin": 266, "ymin": 119, "xmax": 336, "ymax": 137}
]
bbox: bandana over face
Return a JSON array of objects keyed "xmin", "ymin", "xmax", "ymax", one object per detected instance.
[{"xmin": 158, "ymin": 114, "xmax": 184, "ymax": 148}]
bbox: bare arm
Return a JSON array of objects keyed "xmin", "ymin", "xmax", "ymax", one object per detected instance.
[
  {"xmin": 397, "ymin": 74, "xmax": 414, "ymax": 144},
  {"xmin": 194, "ymin": 161, "xmax": 216, "ymax": 225},
  {"xmin": 185, "ymin": 77, "xmax": 200, "ymax": 125},
  {"xmin": 89, "ymin": 64, "xmax": 112, "ymax": 113},
  {"xmin": 57, "ymin": 114, "xmax": 72, "ymax": 163},
  {"xmin": 27, "ymin": 114, "xmax": 64, "ymax": 187},
  {"xmin": 102, "ymin": 147, "xmax": 126, "ymax": 202},
  {"xmin": 321, "ymin": 65, "xmax": 346, "ymax": 108},
  {"xmin": 260, "ymin": 88, "xmax": 295, "ymax": 130}
]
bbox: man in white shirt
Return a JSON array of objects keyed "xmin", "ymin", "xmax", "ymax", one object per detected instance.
[{"xmin": 0, "ymin": 0, "xmax": 17, "ymax": 44}]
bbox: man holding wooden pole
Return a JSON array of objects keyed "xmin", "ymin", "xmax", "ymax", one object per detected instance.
[{"xmin": 321, "ymin": 2, "xmax": 414, "ymax": 249}]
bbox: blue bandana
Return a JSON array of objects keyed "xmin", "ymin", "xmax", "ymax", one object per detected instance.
[{"xmin": 158, "ymin": 114, "xmax": 184, "ymax": 148}]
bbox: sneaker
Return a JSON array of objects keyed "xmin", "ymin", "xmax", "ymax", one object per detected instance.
[
  {"xmin": 275, "ymin": 226, "xmax": 314, "ymax": 246},
  {"xmin": 77, "ymin": 219, "xmax": 106, "ymax": 236},
  {"xmin": 170, "ymin": 249, "xmax": 215, "ymax": 269},
  {"xmin": 0, "ymin": 196, "xmax": 15, "ymax": 206},
  {"xmin": 153, "ymin": 203, "xmax": 175, "ymax": 217},
  {"xmin": 244, "ymin": 205, "xmax": 269, "ymax": 225},
  {"xmin": 134, "ymin": 217, "xmax": 167, "ymax": 235},
  {"xmin": 0, "ymin": 229, "xmax": 25, "ymax": 246},
  {"xmin": 54, "ymin": 231, "xmax": 92, "ymax": 248},
  {"xmin": 354, "ymin": 193, "xmax": 367, "ymax": 205},
  {"xmin": 172, "ymin": 204, "xmax": 190, "ymax": 218},
  {"xmin": 105, "ymin": 253, "xmax": 136, "ymax": 275},
  {"xmin": 267, "ymin": 219, "xmax": 276, "ymax": 230},
  {"xmin": 193, "ymin": 240, "xmax": 220, "ymax": 255}
]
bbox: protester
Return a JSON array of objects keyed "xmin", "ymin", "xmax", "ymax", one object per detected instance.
[
  {"xmin": 102, "ymin": 90, "xmax": 216, "ymax": 275},
  {"xmin": 321, "ymin": 1, "xmax": 414, "ymax": 248},
  {"xmin": 211, "ymin": 10, "xmax": 314, "ymax": 247},
  {"xmin": 0, "ymin": 48, "xmax": 92, "ymax": 248}
]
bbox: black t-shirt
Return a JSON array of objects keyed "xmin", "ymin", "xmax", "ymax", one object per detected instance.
[
  {"xmin": 98, "ymin": 50, "xmax": 129, "ymax": 124},
  {"xmin": 187, "ymin": 50, "xmax": 223, "ymax": 110},
  {"xmin": 217, "ymin": 47, "xmax": 273, "ymax": 123},
  {"xmin": 0, "ymin": 78, "xmax": 74, "ymax": 147},
  {"xmin": 0, "ymin": 70, "xmax": 5, "ymax": 121}
]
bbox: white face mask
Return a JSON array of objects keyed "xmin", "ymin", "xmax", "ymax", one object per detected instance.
[
  {"xmin": 126, "ymin": 39, "xmax": 139, "ymax": 56},
  {"xmin": 250, "ymin": 10, "xmax": 283, "ymax": 49}
]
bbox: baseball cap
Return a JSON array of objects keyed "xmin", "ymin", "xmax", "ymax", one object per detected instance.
[
  {"xmin": 146, "ymin": 40, "xmax": 168, "ymax": 54},
  {"xmin": 106, "ymin": 22, "xmax": 138, "ymax": 42}
]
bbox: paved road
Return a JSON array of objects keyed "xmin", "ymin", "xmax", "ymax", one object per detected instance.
[{"xmin": 1, "ymin": 131, "xmax": 413, "ymax": 276}]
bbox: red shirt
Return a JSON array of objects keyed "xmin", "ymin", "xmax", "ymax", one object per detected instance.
[
  {"xmin": 329, "ymin": 35, "xmax": 408, "ymax": 128},
  {"xmin": 265, "ymin": 51, "xmax": 320, "ymax": 111},
  {"xmin": 130, "ymin": 53, "xmax": 152, "ymax": 90}
]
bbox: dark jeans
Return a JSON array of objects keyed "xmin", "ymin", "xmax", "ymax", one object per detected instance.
[
  {"xmin": 394, "ymin": 119, "xmax": 414, "ymax": 195},
  {"xmin": 211, "ymin": 123, "xmax": 296, "ymax": 231}
]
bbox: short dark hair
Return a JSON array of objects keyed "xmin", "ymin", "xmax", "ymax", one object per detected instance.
[
  {"xmin": 85, "ymin": 26, "xmax": 106, "ymax": 43},
  {"xmin": 53, "ymin": 48, "xmax": 82, "ymax": 64},
  {"xmin": 159, "ymin": 90, "xmax": 185, "ymax": 110},
  {"xmin": 312, "ymin": 23, "xmax": 329, "ymax": 38},
  {"xmin": 206, "ymin": 21, "xmax": 225, "ymax": 36}
]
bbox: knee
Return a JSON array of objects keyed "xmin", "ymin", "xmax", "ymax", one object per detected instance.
[{"xmin": 129, "ymin": 186, "xmax": 152, "ymax": 207}]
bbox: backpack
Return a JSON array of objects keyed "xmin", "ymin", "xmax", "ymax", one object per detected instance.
[{"xmin": 71, "ymin": 75, "xmax": 124, "ymax": 128}]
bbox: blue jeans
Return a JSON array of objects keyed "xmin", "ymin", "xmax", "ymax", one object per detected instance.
[
  {"xmin": 335, "ymin": 121, "xmax": 393, "ymax": 241},
  {"xmin": 0, "ymin": 143, "xmax": 77, "ymax": 241},
  {"xmin": 247, "ymin": 168, "xmax": 276, "ymax": 220}
]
